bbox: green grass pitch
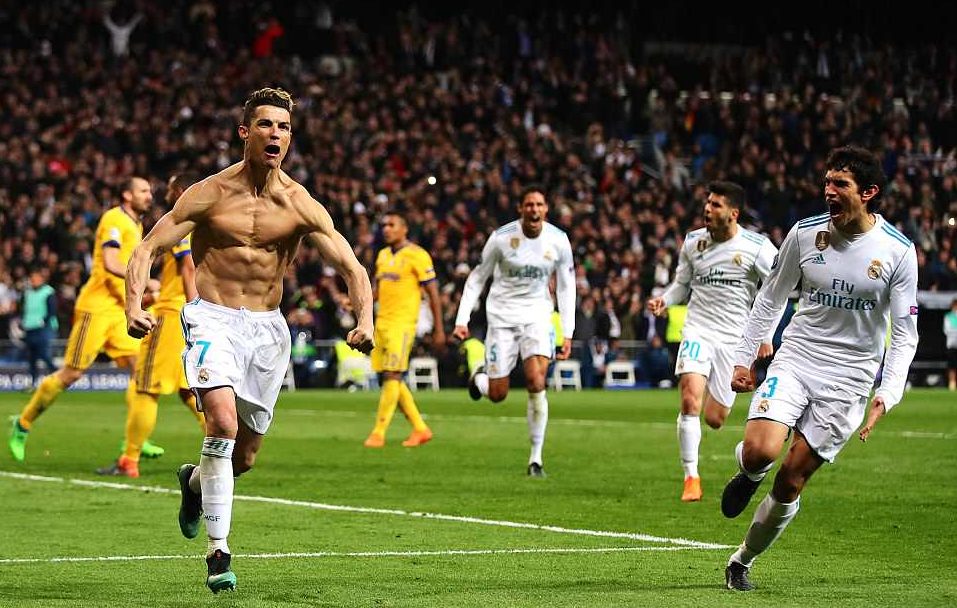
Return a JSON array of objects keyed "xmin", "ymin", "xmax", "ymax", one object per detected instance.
[{"xmin": 0, "ymin": 387, "xmax": 954, "ymax": 607}]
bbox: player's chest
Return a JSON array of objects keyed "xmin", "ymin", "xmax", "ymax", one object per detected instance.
[
  {"xmin": 692, "ymin": 244, "xmax": 753, "ymax": 281},
  {"xmin": 500, "ymin": 239, "xmax": 557, "ymax": 278},
  {"xmin": 800, "ymin": 247, "xmax": 891, "ymax": 302},
  {"xmin": 206, "ymin": 196, "xmax": 298, "ymax": 246},
  {"xmin": 376, "ymin": 253, "xmax": 414, "ymax": 280}
]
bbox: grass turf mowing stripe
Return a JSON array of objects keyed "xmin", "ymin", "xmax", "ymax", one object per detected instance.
[
  {"xmin": 282, "ymin": 409, "xmax": 957, "ymax": 438},
  {"xmin": 0, "ymin": 545, "xmax": 713, "ymax": 566},
  {"xmin": 0, "ymin": 471, "xmax": 732, "ymax": 549}
]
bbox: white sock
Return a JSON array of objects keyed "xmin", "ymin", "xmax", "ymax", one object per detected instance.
[
  {"xmin": 736, "ymin": 440, "xmax": 773, "ymax": 482},
  {"xmin": 677, "ymin": 414, "xmax": 701, "ymax": 479},
  {"xmin": 729, "ymin": 493, "xmax": 800, "ymax": 568},
  {"xmin": 475, "ymin": 373, "xmax": 489, "ymax": 396},
  {"xmin": 527, "ymin": 391, "xmax": 548, "ymax": 465},
  {"xmin": 200, "ymin": 436, "xmax": 235, "ymax": 544}
]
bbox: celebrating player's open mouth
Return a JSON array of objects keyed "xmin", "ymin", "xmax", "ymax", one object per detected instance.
[
  {"xmin": 264, "ymin": 143, "xmax": 281, "ymax": 159},
  {"xmin": 827, "ymin": 198, "xmax": 843, "ymax": 222}
]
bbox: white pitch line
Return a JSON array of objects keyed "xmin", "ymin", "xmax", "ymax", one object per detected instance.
[
  {"xmin": 0, "ymin": 545, "xmax": 703, "ymax": 566},
  {"xmin": 281, "ymin": 409, "xmax": 956, "ymax": 438},
  {"xmin": 0, "ymin": 471, "xmax": 732, "ymax": 550}
]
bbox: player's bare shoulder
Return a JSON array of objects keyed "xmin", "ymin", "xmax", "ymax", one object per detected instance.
[
  {"xmin": 284, "ymin": 177, "xmax": 334, "ymax": 234},
  {"xmin": 170, "ymin": 168, "xmax": 230, "ymax": 220}
]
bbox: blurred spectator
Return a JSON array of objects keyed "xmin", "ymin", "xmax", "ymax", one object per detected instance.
[
  {"xmin": 0, "ymin": 1, "xmax": 955, "ymax": 379},
  {"xmin": 19, "ymin": 269, "xmax": 58, "ymax": 386}
]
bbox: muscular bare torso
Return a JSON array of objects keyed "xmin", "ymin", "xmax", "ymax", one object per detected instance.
[{"xmin": 192, "ymin": 164, "xmax": 308, "ymax": 311}]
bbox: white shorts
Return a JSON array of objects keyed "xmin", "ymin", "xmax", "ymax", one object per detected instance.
[
  {"xmin": 747, "ymin": 359, "xmax": 868, "ymax": 462},
  {"xmin": 673, "ymin": 335, "xmax": 736, "ymax": 408},
  {"xmin": 484, "ymin": 322, "xmax": 555, "ymax": 380},
  {"xmin": 180, "ymin": 299, "xmax": 291, "ymax": 435}
]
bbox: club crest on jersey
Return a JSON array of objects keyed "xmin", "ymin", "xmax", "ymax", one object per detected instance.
[
  {"xmin": 696, "ymin": 239, "xmax": 709, "ymax": 252},
  {"xmin": 197, "ymin": 368, "xmax": 210, "ymax": 383},
  {"xmin": 867, "ymin": 259, "xmax": 882, "ymax": 280},
  {"xmin": 757, "ymin": 399, "xmax": 770, "ymax": 413},
  {"xmin": 732, "ymin": 253, "xmax": 743, "ymax": 266},
  {"xmin": 543, "ymin": 249, "xmax": 554, "ymax": 261},
  {"xmin": 815, "ymin": 231, "xmax": 830, "ymax": 251},
  {"xmin": 510, "ymin": 237, "xmax": 520, "ymax": 250}
]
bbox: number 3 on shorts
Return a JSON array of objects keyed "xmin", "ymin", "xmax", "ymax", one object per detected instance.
[
  {"xmin": 194, "ymin": 340, "xmax": 211, "ymax": 366},
  {"xmin": 760, "ymin": 376, "xmax": 778, "ymax": 399}
]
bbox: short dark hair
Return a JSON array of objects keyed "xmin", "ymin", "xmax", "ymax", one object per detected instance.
[
  {"xmin": 707, "ymin": 181, "xmax": 746, "ymax": 211},
  {"xmin": 825, "ymin": 145, "xmax": 886, "ymax": 211},
  {"xmin": 122, "ymin": 175, "xmax": 149, "ymax": 196},
  {"xmin": 242, "ymin": 87, "xmax": 295, "ymax": 126},
  {"xmin": 383, "ymin": 211, "xmax": 407, "ymax": 226},
  {"xmin": 520, "ymin": 184, "xmax": 546, "ymax": 203},
  {"xmin": 170, "ymin": 171, "xmax": 200, "ymax": 192}
]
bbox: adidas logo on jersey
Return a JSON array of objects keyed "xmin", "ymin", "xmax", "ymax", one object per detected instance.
[{"xmin": 810, "ymin": 253, "xmax": 826, "ymax": 265}]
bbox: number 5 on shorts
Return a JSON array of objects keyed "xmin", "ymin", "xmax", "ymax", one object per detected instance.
[{"xmin": 194, "ymin": 340, "xmax": 211, "ymax": 366}]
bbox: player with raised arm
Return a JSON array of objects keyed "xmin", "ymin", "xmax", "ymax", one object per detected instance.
[
  {"xmin": 124, "ymin": 88, "xmax": 373, "ymax": 593},
  {"xmin": 647, "ymin": 181, "xmax": 778, "ymax": 502},
  {"xmin": 721, "ymin": 146, "xmax": 918, "ymax": 591},
  {"xmin": 452, "ymin": 186, "xmax": 575, "ymax": 478}
]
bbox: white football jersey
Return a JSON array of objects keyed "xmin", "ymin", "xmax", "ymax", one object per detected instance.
[
  {"xmin": 455, "ymin": 220, "xmax": 576, "ymax": 336},
  {"xmin": 662, "ymin": 226, "xmax": 778, "ymax": 345},
  {"xmin": 735, "ymin": 213, "xmax": 919, "ymax": 409}
]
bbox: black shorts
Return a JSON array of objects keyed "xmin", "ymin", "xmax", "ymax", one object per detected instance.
[{"xmin": 948, "ymin": 348, "xmax": 957, "ymax": 369}]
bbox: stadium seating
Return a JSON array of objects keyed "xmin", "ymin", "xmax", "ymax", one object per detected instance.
[{"xmin": 408, "ymin": 357, "xmax": 440, "ymax": 391}]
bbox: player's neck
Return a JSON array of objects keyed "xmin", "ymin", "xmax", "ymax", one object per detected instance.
[
  {"xmin": 119, "ymin": 202, "xmax": 141, "ymax": 222},
  {"xmin": 709, "ymin": 223, "xmax": 737, "ymax": 243},
  {"xmin": 521, "ymin": 224, "xmax": 543, "ymax": 239},
  {"xmin": 390, "ymin": 239, "xmax": 409, "ymax": 252},
  {"xmin": 834, "ymin": 212, "xmax": 877, "ymax": 236},
  {"xmin": 242, "ymin": 158, "xmax": 278, "ymax": 196}
]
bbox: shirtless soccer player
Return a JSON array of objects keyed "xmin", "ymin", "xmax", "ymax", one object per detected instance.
[{"xmin": 125, "ymin": 88, "xmax": 374, "ymax": 593}]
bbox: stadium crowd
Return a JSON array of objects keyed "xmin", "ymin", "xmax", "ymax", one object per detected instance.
[{"xmin": 0, "ymin": 1, "xmax": 955, "ymax": 385}]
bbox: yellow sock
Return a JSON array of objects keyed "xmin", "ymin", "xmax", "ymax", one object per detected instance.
[
  {"xmin": 397, "ymin": 381, "xmax": 428, "ymax": 432},
  {"xmin": 123, "ymin": 382, "xmax": 158, "ymax": 462},
  {"xmin": 19, "ymin": 374, "xmax": 67, "ymax": 429},
  {"xmin": 182, "ymin": 392, "xmax": 206, "ymax": 431},
  {"xmin": 371, "ymin": 379, "xmax": 401, "ymax": 436}
]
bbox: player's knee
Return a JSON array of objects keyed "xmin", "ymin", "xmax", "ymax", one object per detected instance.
[
  {"xmin": 679, "ymin": 393, "xmax": 702, "ymax": 415},
  {"xmin": 232, "ymin": 451, "xmax": 256, "ymax": 477},
  {"xmin": 704, "ymin": 405, "xmax": 728, "ymax": 429},
  {"xmin": 488, "ymin": 386, "xmax": 508, "ymax": 402},
  {"xmin": 741, "ymin": 437, "xmax": 777, "ymax": 471},
  {"xmin": 704, "ymin": 410, "xmax": 724, "ymax": 429},
  {"xmin": 526, "ymin": 377, "xmax": 546, "ymax": 394}
]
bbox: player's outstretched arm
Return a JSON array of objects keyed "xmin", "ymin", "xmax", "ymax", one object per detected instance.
[
  {"xmin": 126, "ymin": 182, "xmax": 208, "ymax": 338},
  {"xmin": 453, "ymin": 235, "xmax": 499, "ymax": 334},
  {"xmin": 301, "ymin": 193, "xmax": 373, "ymax": 354}
]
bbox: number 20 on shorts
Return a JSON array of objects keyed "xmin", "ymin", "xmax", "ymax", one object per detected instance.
[{"xmin": 679, "ymin": 340, "xmax": 700, "ymax": 361}]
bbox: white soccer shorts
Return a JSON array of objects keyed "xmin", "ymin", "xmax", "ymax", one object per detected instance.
[
  {"xmin": 673, "ymin": 335, "xmax": 736, "ymax": 408},
  {"xmin": 746, "ymin": 359, "xmax": 869, "ymax": 462},
  {"xmin": 180, "ymin": 298, "xmax": 291, "ymax": 434},
  {"xmin": 484, "ymin": 321, "xmax": 555, "ymax": 379}
]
